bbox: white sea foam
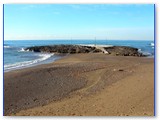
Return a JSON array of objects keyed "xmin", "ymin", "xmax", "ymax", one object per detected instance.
[
  {"xmin": 4, "ymin": 46, "xmax": 11, "ymax": 48},
  {"xmin": 138, "ymin": 48, "xmax": 142, "ymax": 52},
  {"xmin": 4, "ymin": 53, "xmax": 54, "ymax": 71},
  {"xmin": 18, "ymin": 48, "xmax": 29, "ymax": 52},
  {"xmin": 150, "ymin": 43, "xmax": 154, "ymax": 46},
  {"xmin": 142, "ymin": 52, "xmax": 152, "ymax": 56},
  {"xmin": 138, "ymin": 48, "xmax": 152, "ymax": 56}
]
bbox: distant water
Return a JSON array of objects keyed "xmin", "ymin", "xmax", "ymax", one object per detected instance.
[{"xmin": 4, "ymin": 40, "xmax": 154, "ymax": 71}]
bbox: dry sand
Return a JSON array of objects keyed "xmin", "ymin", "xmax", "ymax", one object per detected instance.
[{"xmin": 4, "ymin": 53, "xmax": 154, "ymax": 116}]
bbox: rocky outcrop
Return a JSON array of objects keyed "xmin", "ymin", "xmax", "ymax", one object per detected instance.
[
  {"xmin": 25, "ymin": 45, "xmax": 102, "ymax": 54},
  {"xmin": 104, "ymin": 46, "xmax": 145, "ymax": 57},
  {"xmin": 25, "ymin": 45, "xmax": 145, "ymax": 57}
]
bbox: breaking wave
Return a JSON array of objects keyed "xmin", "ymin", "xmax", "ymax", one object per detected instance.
[
  {"xmin": 18, "ymin": 48, "xmax": 29, "ymax": 52},
  {"xmin": 150, "ymin": 43, "xmax": 154, "ymax": 47},
  {"xmin": 4, "ymin": 53, "xmax": 54, "ymax": 71},
  {"xmin": 4, "ymin": 46, "xmax": 11, "ymax": 48}
]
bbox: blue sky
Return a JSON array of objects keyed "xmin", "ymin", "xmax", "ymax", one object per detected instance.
[{"xmin": 4, "ymin": 4, "xmax": 154, "ymax": 40}]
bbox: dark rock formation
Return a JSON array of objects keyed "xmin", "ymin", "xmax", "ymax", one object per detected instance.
[
  {"xmin": 104, "ymin": 46, "xmax": 145, "ymax": 57},
  {"xmin": 25, "ymin": 45, "xmax": 146, "ymax": 57},
  {"xmin": 25, "ymin": 45, "xmax": 98, "ymax": 54}
]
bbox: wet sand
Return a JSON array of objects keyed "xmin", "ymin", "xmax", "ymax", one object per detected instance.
[{"xmin": 4, "ymin": 53, "xmax": 154, "ymax": 116}]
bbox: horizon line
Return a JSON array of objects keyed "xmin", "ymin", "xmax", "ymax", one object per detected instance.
[{"xmin": 4, "ymin": 39, "xmax": 154, "ymax": 41}]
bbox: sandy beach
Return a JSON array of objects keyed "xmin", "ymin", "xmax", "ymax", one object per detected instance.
[{"xmin": 4, "ymin": 53, "xmax": 154, "ymax": 116}]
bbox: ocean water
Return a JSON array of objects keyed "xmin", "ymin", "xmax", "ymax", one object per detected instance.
[{"xmin": 4, "ymin": 40, "xmax": 154, "ymax": 71}]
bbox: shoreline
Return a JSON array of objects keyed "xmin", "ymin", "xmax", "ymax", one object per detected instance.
[
  {"xmin": 4, "ymin": 44, "xmax": 153, "ymax": 72},
  {"xmin": 4, "ymin": 53, "xmax": 67, "ymax": 73},
  {"xmin": 4, "ymin": 53, "xmax": 154, "ymax": 73},
  {"xmin": 4, "ymin": 53, "xmax": 154, "ymax": 116}
]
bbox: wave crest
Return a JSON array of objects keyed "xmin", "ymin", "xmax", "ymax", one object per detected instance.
[
  {"xmin": 150, "ymin": 43, "xmax": 154, "ymax": 47},
  {"xmin": 18, "ymin": 48, "xmax": 29, "ymax": 52},
  {"xmin": 4, "ymin": 46, "xmax": 11, "ymax": 48},
  {"xmin": 4, "ymin": 53, "xmax": 54, "ymax": 71}
]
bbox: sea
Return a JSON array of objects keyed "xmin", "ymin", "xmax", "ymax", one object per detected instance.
[{"xmin": 4, "ymin": 40, "xmax": 154, "ymax": 72}]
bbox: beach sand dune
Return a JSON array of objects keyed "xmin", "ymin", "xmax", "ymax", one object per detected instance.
[{"xmin": 4, "ymin": 53, "xmax": 154, "ymax": 116}]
